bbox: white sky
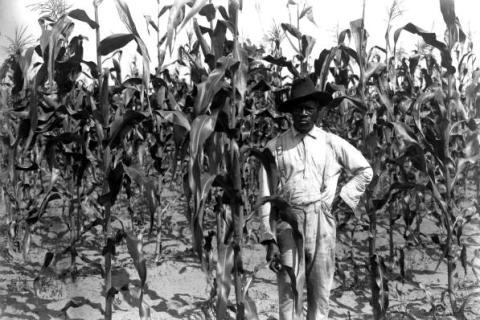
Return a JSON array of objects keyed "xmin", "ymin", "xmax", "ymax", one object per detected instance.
[{"xmin": 1, "ymin": 0, "xmax": 480, "ymax": 74}]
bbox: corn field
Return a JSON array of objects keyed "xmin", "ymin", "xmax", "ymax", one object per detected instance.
[{"xmin": 0, "ymin": 0, "xmax": 480, "ymax": 319}]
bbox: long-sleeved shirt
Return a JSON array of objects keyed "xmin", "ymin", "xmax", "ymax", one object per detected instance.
[{"xmin": 258, "ymin": 125, "xmax": 373, "ymax": 243}]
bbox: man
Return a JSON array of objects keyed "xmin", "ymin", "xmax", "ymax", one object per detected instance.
[{"xmin": 258, "ymin": 77, "xmax": 373, "ymax": 320}]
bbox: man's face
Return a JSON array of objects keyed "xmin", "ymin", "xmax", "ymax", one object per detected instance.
[{"xmin": 291, "ymin": 100, "xmax": 319, "ymax": 133}]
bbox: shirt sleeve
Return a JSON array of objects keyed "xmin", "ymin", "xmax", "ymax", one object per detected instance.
[
  {"xmin": 330, "ymin": 133, "xmax": 373, "ymax": 211},
  {"xmin": 258, "ymin": 162, "xmax": 276, "ymax": 244}
]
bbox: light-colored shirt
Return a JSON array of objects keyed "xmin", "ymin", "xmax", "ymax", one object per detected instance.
[{"xmin": 258, "ymin": 125, "xmax": 373, "ymax": 243}]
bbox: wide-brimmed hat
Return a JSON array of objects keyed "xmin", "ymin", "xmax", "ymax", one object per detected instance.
[{"xmin": 278, "ymin": 77, "xmax": 332, "ymax": 113}]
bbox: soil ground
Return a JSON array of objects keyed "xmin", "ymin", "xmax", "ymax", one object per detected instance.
[{"xmin": 1, "ymin": 181, "xmax": 480, "ymax": 320}]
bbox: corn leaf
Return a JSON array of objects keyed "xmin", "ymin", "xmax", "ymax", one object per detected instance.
[
  {"xmin": 391, "ymin": 122, "xmax": 418, "ymax": 146},
  {"xmin": 427, "ymin": 174, "xmax": 448, "ymax": 215},
  {"xmin": 106, "ymin": 163, "xmax": 124, "ymax": 206},
  {"xmin": 108, "ymin": 110, "xmax": 147, "ymax": 148},
  {"xmin": 45, "ymin": 16, "xmax": 74, "ymax": 94},
  {"xmin": 299, "ymin": 6, "xmax": 311, "ymax": 20},
  {"xmin": 43, "ymin": 252, "xmax": 55, "ymax": 270},
  {"xmin": 193, "ymin": 18, "xmax": 212, "ymax": 61},
  {"xmin": 228, "ymin": 0, "xmax": 239, "ymax": 29},
  {"xmin": 134, "ymin": 35, "xmax": 151, "ymax": 92},
  {"xmin": 210, "ymin": 20, "xmax": 227, "ymax": 61},
  {"xmin": 440, "ymin": 0, "xmax": 465, "ymax": 49},
  {"xmin": 233, "ymin": 41, "xmax": 248, "ymax": 115},
  {"xmin": 22, "ymin": 226, "xmax": 31, "ymax": 260},
  {"xmin": 243, "ymin": 147, "xmax": 279, "ymax": 193},
  {"xmin": 454, "ymin": 131, "xmax": 480, "ymax": 188},
  {"xmin": 113, "ymin": 0, "xmax": 150, "ymax": 91},
  {"xmin": 302, "ymin": 6, "xmax": 317, "ymax": 26},
  {"xmin": 188, "ymin": 113, "xmax": 220, "ymax": 255},
  {"xmin": 191, "ymin": 171, "xmax": 217, "ymax": 260},
  {"xmin": 98, "ymin": 33, "xmax": 135, "ymax": 56},
  {"xmin": 193, "ymin": 61, "xmax": 229, "ymax": 115},
  {"xmin": 301, "ymin": 35, "xmax": 316, "ymax": 59},
  {"xmin": 315, "ymin": 49, "xmax": 334, "ymax": 90},
  {"xmin": 330, "ymin": 95, "xmax": 367, "ymax": 113},
  {"xmin": 144, "ymin": 15, "xmax": 159, "ymax": 34},
  {"xmin": 393, "ymin": 23, "xmax": 454, "ymax": 74},
  {"xmin": 364, "ymin": 62, "xmax": 386, "ymax": 82},
  {"xmin": 404, "ymin": 144, "xmax": 427, "ymax": 173},
  {"xmin": 338, "ymin": 29, "xmax": 351, "ymax": 45},
  {"xmin": 216, "ymin": 243, "xmax": 233, "ymax": 318},
  {"xmin": 125, "ymin": 232, "xmax": 147, "ymax": 286},
  {"xmin": 461, "ymin": 245, "xmax": 467, "ymax": 275},
  {"xmin": 26, "ymin": 187, "xmax": 61, "ymax": 225},
  {"xmin": 123, "ymin": 165, "xmax": 157, "ymax": 231},
  {"xmin": 440, "ymin": 0, "xmax": 456, "ymax": 27},
  {"xmin": 189, "ymin": 113, "xmax": 218, "ymax": 166},
  {"xmin": 157, "ymin": 110, "xmax": 191, "ymax": 131},
  {"xmin": 179, "ymin": 0, "xmax": 209, "ymax": 31},
  {"xmin": 100, "ymin": 70, "xmax": 110, "ymax": 126},
  {"xmin": 411, "ymin": 89, "xmax": 441, "ymax": 135},
  {"xmin": 178, "ymin": 45, "xmax": 208, "ymax": 82},
  {"xmin": 114, "ymin": 0, "xmax": 139, "ymax": 35},
  {"xmin": 199, "ymin": 3, "xmax": 216, "ymax": 21},
  {"xmin": 350, "ymin": 19, "xmax": 367, "ymax": 68},
  {"xmin": 217, "ymin": 5, "xmax": 229, "ymax": 20},
  {"xmin": 26, "ymin": 74, "xmax": 39, "ymax": 150},
  {"xmin": 158, "ymin": 5, "xmax": 172, "ymax": 18},
  {"xmin": 165, "ymin": 0, "xmax": 187, "ymax": 53},
  {"xmin": 255, "ymin": 196, "xmax": 302, "ymax": 238},
  {"xmin": 205, "ymin": 132, "xmax": 225, "ymax": 175},
  {"xmin": 281, "ymin": 23, "xmax": 302, "ymax": 40},
  {"xmin": 68, "ymin": 9, "xmax": 99, "ymax": 29},
  {"xmin": 263, "ymin": 55, "xmax": 300, "ymax": 77}
]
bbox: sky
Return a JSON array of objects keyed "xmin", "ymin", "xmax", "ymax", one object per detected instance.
[{"xmin": 1, "ymin": 0, "xmax": 480, "ymax": 74}]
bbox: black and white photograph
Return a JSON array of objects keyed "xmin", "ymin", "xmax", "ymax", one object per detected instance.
[{"xmin": 0, "ymin": 0, "xmax": 479, "ymax": 319}]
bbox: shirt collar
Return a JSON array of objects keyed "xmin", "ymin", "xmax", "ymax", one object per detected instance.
[{"xmin": 292, "ymin": 125, "xmax": 319, "ymax": 139}]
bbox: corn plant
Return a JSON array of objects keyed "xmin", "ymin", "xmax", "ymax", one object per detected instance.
[
  {"xmin": 0, "ymin": 0, "xmax": 171, "ymax": 319},
  {"xmin": 2, "ymin": 0, "xmax": 480, "ymax": 319},
  {"xmin": 390, "ymin": 1, "xmax": 479, "ymax": 316},
  {"xmin": 310, "ymin": 0, "xmax": 480, "ymax": 318}
]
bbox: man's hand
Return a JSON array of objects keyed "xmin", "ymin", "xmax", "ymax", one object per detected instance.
[
  {"xmin": 263, "ymin": 240, "xmax": 281, "ymax": 273},
  {"xmin": 331, "ymin": 196, "xmax": 352, "ymax": 215}
]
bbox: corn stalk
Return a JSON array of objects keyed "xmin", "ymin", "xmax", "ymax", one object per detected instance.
[
  {"xmin": 353, "ymin": 1, "xmax": 386, "ymax": 318},
  {"xmin": 91, "ymin": 2, "xmax": 114, "ymax": 319}
]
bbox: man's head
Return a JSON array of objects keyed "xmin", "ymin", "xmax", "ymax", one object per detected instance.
[
  {"xmin": 278, "ymin": 77, "xmax": 332, "ymax": 134},
  {"xmin": 290, "ymin": 99, "xmax": 320, "ymax": 133}
]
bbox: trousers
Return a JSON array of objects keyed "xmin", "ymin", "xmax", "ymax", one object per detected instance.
[{"xmin": 276, "ymin": 201, "xmax": 336, "ymax": 320}]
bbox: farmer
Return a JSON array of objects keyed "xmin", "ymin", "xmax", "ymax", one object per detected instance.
[{"xmin": 258, "ymin": 77, "xmax": 373, "ymax": 320}]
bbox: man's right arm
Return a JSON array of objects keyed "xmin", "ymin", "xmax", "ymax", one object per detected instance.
[
  {"xmin": 258, "ymin": 164, "xmax": 276, "ymax": 244},
  {"xmin": 259, "ymin": 164, "xmax": 281, "ymax": 270}
]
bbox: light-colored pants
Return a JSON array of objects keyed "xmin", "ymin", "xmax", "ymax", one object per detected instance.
[{"xmin": 276, "ymin": 201, "xmax": 336, "ymax": 320}]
